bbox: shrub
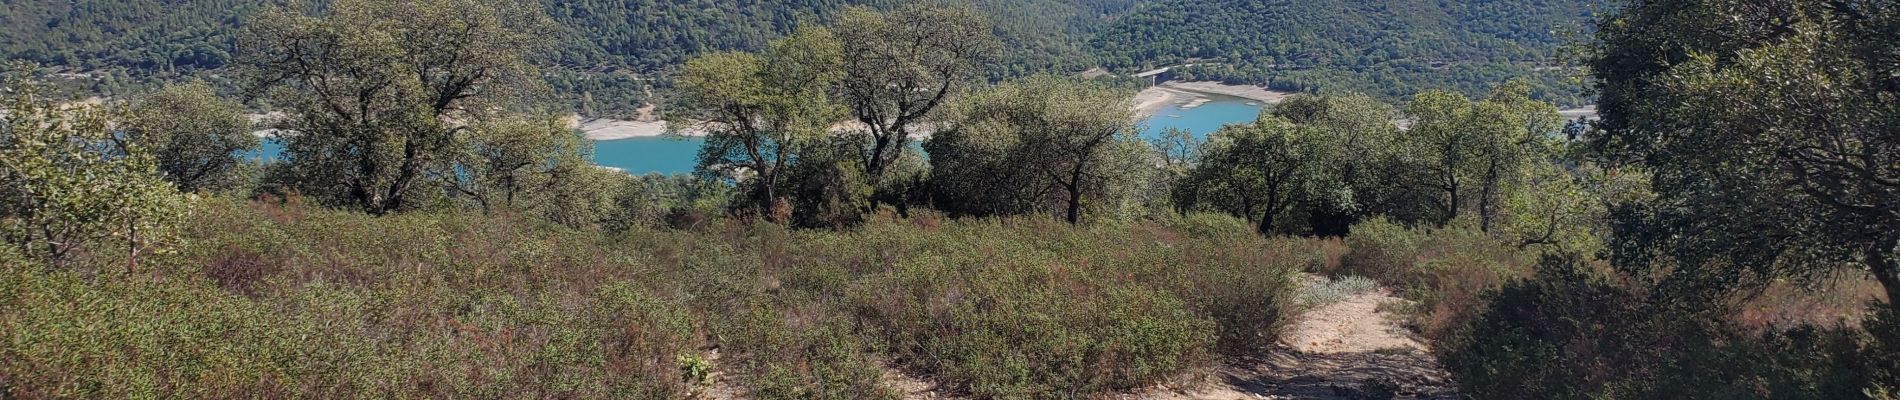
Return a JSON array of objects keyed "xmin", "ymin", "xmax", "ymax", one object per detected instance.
[
  {"xmin": 710, "ymin": 295, "xmax": 894, "ymax": 400},
  {"xmin": 1441, "ymin": 256, "xmax": 1897, "ymax": 400},
  {"xmin": 0, "ymin": 251, "xmax": 287, "ymax": 398},
  {"xmin": 1170, "ymin": 211, "xmax": 1255, "ymax": 240},
  {"xmin": 1296, "ymin": 275, "xmax": 1378, "ymax": 309},
  {"xmin": 844, "ymin": 224, "xmax": 1218, "ymax": 398},
  {"xmin": 4, "ymin": 199, "xmax": 1310, "ymax": 398},
  {"xmin": 830, "ymin": 217, "xmax": 1304, "ymax": 396},
  {"xmin": 1337, "ymin": 217, "xmax": 1532, "ymax": 339}
]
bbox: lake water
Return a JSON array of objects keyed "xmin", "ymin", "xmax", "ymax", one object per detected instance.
[
  {"xmin": 1140, "ymin": 95, "xmax": 1265, "ymax": 141},
  {"xmin": 591, "ymin": 136, "xmax": 707, "ymax": 175},
  {"xmin": 247, "ymin": 97, "xmax": 1265, "ymax": 175}
]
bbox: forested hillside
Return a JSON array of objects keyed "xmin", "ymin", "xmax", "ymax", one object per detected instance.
[
  {"xmin": 1092, "ymin": 0, "xmax": 1604, "ymax": 104},
  {"xmin": 3, "ymin": 0, "xmax": 1139, "ymax": 114},
  {"xmin": 0, "ymin": 0, "xmax": 261, "ymax": 73},
  {"xmin": 5, "ymin": 0, "xmax": 1603, "ymax": 107}
]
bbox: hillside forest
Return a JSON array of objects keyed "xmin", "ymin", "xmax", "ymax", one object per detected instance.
[
  {"xmin": 3, "ymin": 0, "xmax": 1899, "ymax": 399},
  {"xmin": 1, "ymin": 0, "xmax": 1598, "ymax": 114}
]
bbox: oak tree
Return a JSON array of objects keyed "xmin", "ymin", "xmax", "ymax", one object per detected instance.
[{"xmin": 239, "ymin": 0, "xmax": 554, "ymax": 215}]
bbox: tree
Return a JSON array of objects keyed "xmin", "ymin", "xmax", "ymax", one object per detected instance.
[
  {"xmin": 1149, "ymin": 127, "xmax": 1200, "ymax": 214},
  {"xmin": 834, "ymin": 4, "xmax": 999, "ymax": 192},
  {"xmin": 1404, "ymin": 90, "xmax": 1484, "ymax": 225},
  {"xmin": 1176, "ymin": 117, "xmax": 1314, "ymax": 234},
  {"xmin": 239, "ymin": 0, "xmax": 554, "ymax": 215},
  {"xmin": 118, "ymin": 82, "xmax": 258, "ymax": 192},
  {"xmin": 438, "ymin": 114, "xmax": 592, "ymax": 216},
  {"xmin": 0, "ymin": 70, "xmax": 186, "ymax": 269},
  {"xmin": 927, "ymin": 76, "xmax": 1138, "ymax": 224},
  {"xmin": 1589, "ymin": 0, "xmax": 1900, "ymax": 309},
  {"xmin": 1403, "ymin": 83, "xmax": 1561, "ymax": 230},
  {"xmin": 1266, "ymin": 93, "xmax": 1407, "ymax": 235},
  {"xmin": 671, "ymin": 26, "xmax": 845, "ymax": 220},
  {"xmin": 1468, "ymin": 82, "xmax": 1562, "ymax": 232}
]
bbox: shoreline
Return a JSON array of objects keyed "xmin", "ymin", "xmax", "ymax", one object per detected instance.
[
  {"xmin": 252, "ymin": 80, "xmax": 1299, "ymax": 142},
  {"xmin": 572, "ymin": 115, "xmax": 698, "ymax": 141},
  {"xmin": 1132, "ymin": 81, "xmax": 1297, "ymax": 118}
]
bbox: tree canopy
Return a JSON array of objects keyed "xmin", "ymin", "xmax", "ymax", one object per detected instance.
[
  {"xmin": 1588, "ymin": 0, "xmax": 1900, "ymax": 308},
  {"xmin": 240, "ymin": 0, "xmax": 555, "ymax": 215}
]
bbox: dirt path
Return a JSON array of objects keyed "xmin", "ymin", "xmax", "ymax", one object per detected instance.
[
  {"xmin": 1153, "ymin": 278, "xmax": 1457, "ymax": 400},
  {"xmin": 861, "ymin": 276, "xmax": 1456, "ymax": 400}
]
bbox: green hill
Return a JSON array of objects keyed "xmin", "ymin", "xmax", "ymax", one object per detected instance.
[
  {"xmin": 1090, "ymin": 0, "xmax": 1606, "ymax": 105},
  {"xmin": 1, "ymin": 0, "xmax": 1138, "ymax": 114},
  {"xmin": 2, "ymin": 0, "xmax": 1602, "ymax": 107}
]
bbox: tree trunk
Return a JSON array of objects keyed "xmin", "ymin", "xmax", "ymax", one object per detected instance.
[
  {"xmin": 1258, "ymin": 182, "xmax": 1280, "ymax": 235},
  {"xmin": 1479, "ymin": 157, "xmax": 1503, "ymax": 232},
  {"xmin": 1241, "ymin": 196, "xmax": 1256, "ymax": 225},
  {"xmin": 1257, "ymin": 205, "xmax": 1274, "ymax": 235},
  {"xmin": 1065, "ymin": 185, "xmax": 1083, "ymax": 225},
  {"xmin": 1445, "ymin": 175, "xmax": 1460, "ymax": 224},
  {"xmin": 1869, "ymin": 240, "xmax": 1900, "ymax": 314}
]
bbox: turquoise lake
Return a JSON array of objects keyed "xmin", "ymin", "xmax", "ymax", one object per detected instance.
[
  {"xmin": 250, "ymin": 96, "xmax": 1265, "ymax": 175},
  {"xmin": 1138, "ymin": 95, "xmax": 1265, "ymax": 141}
]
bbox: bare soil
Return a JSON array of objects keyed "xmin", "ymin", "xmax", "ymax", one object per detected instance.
[{"xmin": 1147, "ymin": 283, "xmax": 1457, "ymax": 400}]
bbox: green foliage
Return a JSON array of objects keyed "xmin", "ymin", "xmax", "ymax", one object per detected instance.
[
  {"xmin": 1335, "ymin": 218, "xmax": 1533, "ymax": 338},
  {"xmin": 1402, "ymin": 81, "xmax": 1564, "ymax": 229},
  {"xmin": 604, "ymin": 174, "xmax": 735, "ymax": 232},
  {"xmin": 673, "ymin": 25, "xmax": 846, "ymax": 218},
  {"xmin": 1, "ymin": 194, "xmax": 1315, "ymax": 398},
  {"xmin": 241, "ymin": 0, "xmax": 555, "ymax": 214},
  {"xmin": 827, "ymin": 218, "xmax": 1303, "ymax": 396},
  {"xmin": 709, "ymin": 293, "xmax": 895, "ymax": 400},
  {"xmin": 117, "ymin": 82, "xmax": 258, "ymax": 193},
  {"xmin": 0, "ymin": 250, "xmax": 284, "ymax": 397},
  {"xmin": 926, "ymin": 76, "xmax": 1144, "ymax": 224},
  {"xmin": 1441, "ymin": 256, "xmax": 1895, "ymax": 400},
  {"xmin": 1268, "ymin": 93, "xmax": 1415, "ymax": 234},
  {"xmin": 1589, "ymin": 0, "xmax": 1900, "ymax": 311},
  {"xmin": 2, "ymin": 197, "xmax": 710, "ymax": 398},
  {"xmin": 0, "ymin": 0, "xmax": 1142, "ymax": 117},
  {"xmin": 1168, "ymin": 211, "xmax": 1254, "ymax": 240},
  {"xmin": 784, "ymin": 139, "xmax": 875, "ymax": 228},
  {"xmin": 0, "ymin": 0, "xmax": 261, "ymax": 74},
  {"xmin": 0, "ymin": 70, "xmax": 188, "ymax": 266},
  {"xmin": 439, "ymin": 114, "xmax": 621, "ymax": 229},
  {"xmin": 1175, "ymin": 116, "xmax": 1318, "ymax": 234},
  {"xmin": 1173, "ymin": 85, "xmax": 1568, "ymax": 237},
  {"xmin": 835, "ymin": 4, "xmax": 999, "ymax": 187}
]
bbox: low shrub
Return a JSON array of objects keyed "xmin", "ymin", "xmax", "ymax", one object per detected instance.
[
  {"xmin": 1441, "ymin": 256, "xmax": 1898, "ymax": 400},
  {"xmin": 2, "ymin": 199, "xmax": 1309, "ymax": 398},
  {"xmin": 840, "ymin": 220, "xmax": 1221, "ymax": 398},
  {"xmin": 826, "ymin": 217, "xmax": 1302, "ymax": 397},
  {"xmin": 1336, "ymin": 217, "xmax": 1533, "ymax": 339},
  {"xmin": 711, "ymin": 295, "xmax": 894, "ymax": 400},
  {"xmin": 1296, "ymin": 275, "xmax": 1379, "ymax": 309}
]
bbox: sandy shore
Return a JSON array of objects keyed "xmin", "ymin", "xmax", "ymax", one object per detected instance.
[
  {"xmin": 569, "ymin": 113, "xmax": 718, "ymax": 140},
  {"xmin": 1132, "ymin": 86, "xmax": 1192, "ymax": 117},
  {"xmin": 1558, "ymin": 105, "xmax": 1599, "ymax": 121},
  {"xmin": 572, "ymin": 117, "xmax": 671, "ymax": 140},
  {"xmin": 1161, "ymin": 81, "xmax": 1297, "ymax": 103},
  {"xmin": 1133, "ymin": 81, "xmax": 1299, "ymax": 118},
  {"xmin": 573, "ymin": 81, "xmax": 1301, "ymax": 140}
]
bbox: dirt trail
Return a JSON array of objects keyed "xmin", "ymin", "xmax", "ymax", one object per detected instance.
[
  {"xmin": 873, "ymin": 276, "xmax": 1457, "ymax": 400},
  {"xmin": 1152, "ymin": 278, "xmax": 1456, "ymax": 400}
]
